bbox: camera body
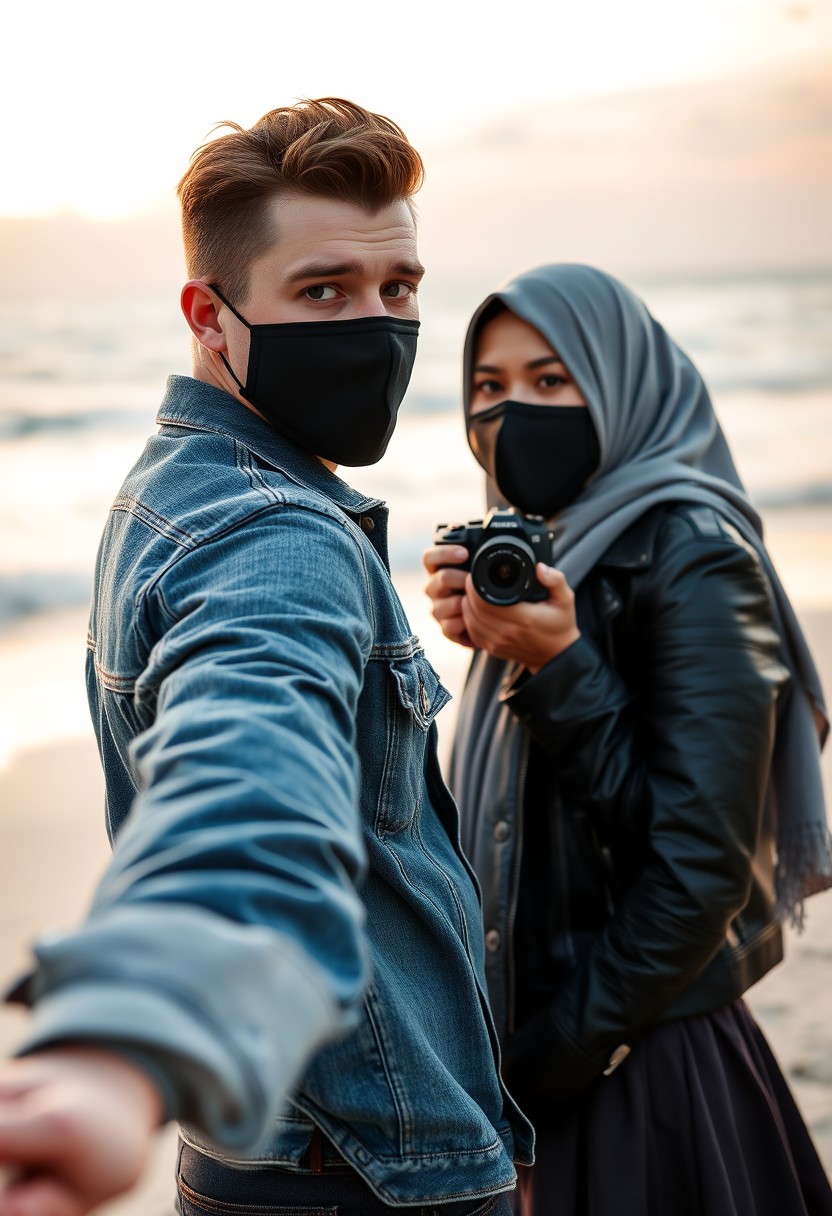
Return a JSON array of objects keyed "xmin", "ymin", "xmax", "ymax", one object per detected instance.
[{"xmin": 434, "ymin": 507, "xmax": 555, "ymax": 606}]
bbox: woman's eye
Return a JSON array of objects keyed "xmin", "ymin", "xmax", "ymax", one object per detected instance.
[
  {"xmin": 304, "ymin": 285, "xmax": 339, "ymax": 301},
  {"xmin": 473, "ymin": 379, "xmax": 502, "ymax": 395},
  {"xmin": 539, "ymin": 373, "xmax": 568, "ymax": 388},
  {"xmin": 383, "ymin": 281, "xmax": 415, "ymax": 299}
]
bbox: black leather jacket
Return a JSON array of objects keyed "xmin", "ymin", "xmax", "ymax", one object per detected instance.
[{"xmin": 450, "ymin": 503, "xmax": 791, "ymax": 1105}]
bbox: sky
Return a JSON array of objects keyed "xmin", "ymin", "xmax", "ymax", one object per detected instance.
[{"xmin": 2, "ymin": 0, "xmax": 832, "ymax": 219}]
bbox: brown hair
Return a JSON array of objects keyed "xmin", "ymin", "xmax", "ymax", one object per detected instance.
[{"xmin": 177, "ymin": 97, "xmax": 425, "ymax": 304}]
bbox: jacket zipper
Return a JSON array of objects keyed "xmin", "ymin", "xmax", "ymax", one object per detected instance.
[
  {"xmin": 553, "ymin": 791, "xmax": 577, "ymax": 969},
  {"xmin": 506, "ymin": 733, "xmax": 530, "ymax": 1036},
  {"xmin": 589, "ymin": 823, "xmax": 617, "ymax": 917}
]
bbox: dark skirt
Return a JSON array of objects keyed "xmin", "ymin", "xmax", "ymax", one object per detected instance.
[{"xmin": 516, "ymin": 1001, "xmax": 832, "ymax": 1216}]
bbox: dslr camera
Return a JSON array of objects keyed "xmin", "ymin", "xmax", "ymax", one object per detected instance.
[{"xmin": 434, "ymin": 507, "xmax": 555, "ymax": 606}]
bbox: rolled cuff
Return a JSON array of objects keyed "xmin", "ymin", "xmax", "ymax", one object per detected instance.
[{"xmin": 8, "ymin": 904, "xmax": 345, "ymax": 1151}]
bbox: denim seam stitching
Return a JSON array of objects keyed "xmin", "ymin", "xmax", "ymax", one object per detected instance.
[
  {"xmin": 234, "ymin": 442, "xmax": 285, "ymax": 507},
  {"xmin": 380, "ymin": 835, "xmax": 464, "ymax": 942},
  {"xmin": 363, "ymin": 985, "xmax": 414, "ymax": 1156},
  {"xmin": 413, "ymin": 815, "xmax": 470, "ymax": 953},
  {"xmin": 110, "ymin": 501, "xmax": 373, "ymax": 710},
  {"xmin": 340, "ymin": 513, "xmax": 375, "ymax": 636},
  {"xmin": 287, "ymin": 1095, "xmax": 508, "ymax": 1169},
  {"xmin": 92, "ymin": 662, "xmax": 139, "ymax": 692},
  {"xmin": 368, "ymin": 637, "xmax": 424, "ymax": 661},
  {"xmin": 376, "ymin": 672, "xmax": 401, "ymax": 837},
  {"xmin": 157, "ymin": 413, "xmax": 383, "ymax": 514},
  {"xmin": 141, "ymin": 500, "xmax": 362, "ymax": 631},
  {"xmin": 111, "ymin": 495, "xmax": 198, "ymax": 547}
]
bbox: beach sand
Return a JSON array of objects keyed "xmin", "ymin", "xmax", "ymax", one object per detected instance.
[{"xmin": 1, "ymin": 580, "xmax": 830, "ymax": 1211}]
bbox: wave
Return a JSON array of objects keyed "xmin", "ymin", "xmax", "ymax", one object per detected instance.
[
  {"xmin": 707, "ymin": 374, "xmax": 832, "ymax": 395},
  {"xmin": 756, "ymin": 481, "xmax": 832, "ymax": 509},
  {"xmin": 0, "ymin": 571, "xmax": 92, "ymax": 627},
  {"xmin": 0, "ymin": 394, "xmax": 459, "ymax": 442},
  {"xmin": 4, "ymin": 481, "xmax": 832, "ymax": 632},
  {"xmin": 0, "ymin": 408, "xmax": 151, "ymax": 441},
  {"xmin": 2, "ymin": 382, "xmax": 831, "ymax": 446}
]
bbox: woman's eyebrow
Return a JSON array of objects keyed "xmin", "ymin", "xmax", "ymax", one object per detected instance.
[{"xmin": 475, "ymin": 354, "xmax": 564, "ymax": 375}]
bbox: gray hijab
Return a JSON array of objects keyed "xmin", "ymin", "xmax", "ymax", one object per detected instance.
[{"xmin": 464, "ymin": 263, "xmax": 830, "ymax": 926}]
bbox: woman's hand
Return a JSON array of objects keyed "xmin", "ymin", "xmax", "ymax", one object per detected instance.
[
  {"xmin": 423, "ymin": 545, "xmax": 475, "ymax": 649},
  {"xmin": 423, "ymin": 545, "xmax": 580, "ymax": 672},
  {"xmin": 461, "ymin": 563, "xmax": 580, "ymax": 673}
]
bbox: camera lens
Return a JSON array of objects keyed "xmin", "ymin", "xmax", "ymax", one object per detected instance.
[
  {"xmin": 493, "ymin": 559, "xmax": 518, "ymax": 587},
  {"xmin": 471, "ymin": 536, "xmax": 536, "ymax": 605}
]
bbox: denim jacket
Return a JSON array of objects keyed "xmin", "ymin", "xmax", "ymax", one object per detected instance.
[{"xmin": 12, "ymin": 376, "xmax": 532, "ymax": 1205}]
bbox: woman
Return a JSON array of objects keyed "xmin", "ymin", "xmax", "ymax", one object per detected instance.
[{"xmin": 424, "ymin": 264, "xmax": 832, "ymax": 1215}]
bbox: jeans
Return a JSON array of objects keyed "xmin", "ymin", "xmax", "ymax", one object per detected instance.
[{"xmin": 177, "ymin": 1140, "xmax": 515, "ymax": 1216}]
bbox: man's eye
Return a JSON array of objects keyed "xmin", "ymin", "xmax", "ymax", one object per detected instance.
[
  {"xmin": 383, "ymin": 281, "xmax": 415, "ymax": 299},
  {"xmin": 304, "ymin": 285, "xmax": 339, "ymax": 301}
]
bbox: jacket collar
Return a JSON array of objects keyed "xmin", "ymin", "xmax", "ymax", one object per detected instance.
[
  {"xmin": 594, "ymin": 504, "xmax": 664, "ymax": 570},
  {"xmin": 156, "ymin": 375, "xmax": 385, "ymax": 521}
]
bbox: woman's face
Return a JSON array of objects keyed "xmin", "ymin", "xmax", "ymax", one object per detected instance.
[{"xmin": 470, "ymin": 309, "xmax": 586, "ymax": 415}]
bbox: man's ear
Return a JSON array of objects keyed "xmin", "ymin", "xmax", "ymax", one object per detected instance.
[{"xmin": 181, "ymin": 281, "xmax": 226, "ymax": 352}]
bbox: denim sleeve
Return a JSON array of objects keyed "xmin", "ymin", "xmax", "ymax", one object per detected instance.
[{"xmin": 12, "ymin": 504, "xmax": 373, "ymax": 1149}]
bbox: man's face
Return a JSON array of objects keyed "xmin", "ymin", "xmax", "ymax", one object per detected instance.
[
  {"xmin": 218, "ymin": 193, "xmax": 422, "ymax": 372},
  {"xmin": 184, "ymin": 193, "xmax": 424, "ymax": 461}
]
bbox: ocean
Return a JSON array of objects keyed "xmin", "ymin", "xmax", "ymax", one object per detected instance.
[{"xmin": 1, "ymin": 270, "xmax": 831, "ymax": 764}]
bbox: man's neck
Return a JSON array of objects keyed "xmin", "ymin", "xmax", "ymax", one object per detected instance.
[{"xmin": 190, "ymin": 350, "xmax": 337, "ymax": 473}]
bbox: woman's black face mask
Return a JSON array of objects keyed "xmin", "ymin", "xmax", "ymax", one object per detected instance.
[
  {"xmin": 469, "ymin": 400, "xmax": 600, "ymax": 518},
  {"xmin": 211, "ymin": 285, "xmax": 419, "ymax": 467}
]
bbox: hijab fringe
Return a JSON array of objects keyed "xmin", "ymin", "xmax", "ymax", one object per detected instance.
[{"xmin": 776, "ymin": 826, "xmax": 832, "ymax": 931}]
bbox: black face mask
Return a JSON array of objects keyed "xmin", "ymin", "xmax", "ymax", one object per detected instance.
[
  {"xmin": 211, "ymin": 286, "xmax": 419, "ymax": 466},
  {"xmin": 469, "ymin": 400, "xmax": 600, "ymax": 518}
]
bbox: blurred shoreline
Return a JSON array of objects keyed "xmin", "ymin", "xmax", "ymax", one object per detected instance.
[
  {"xmin": 2, "ymin": 270, "xmax": 832, "ymax": 643},
  {"xmin": 3, "ymin": 503, "xmax": 831, "ymax": 773}
]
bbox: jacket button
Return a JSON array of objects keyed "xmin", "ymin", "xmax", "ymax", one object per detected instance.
[
  {"xmin": 493, "ymin": 820, "xmax": 511, "ymax": 842},
  {"xmin": 485, "ymin": 929, "xmax": 501, "ymax": 952},
  {"xmin": 360, "ymin": 515, "xmax": 375, "ymax": 533}
]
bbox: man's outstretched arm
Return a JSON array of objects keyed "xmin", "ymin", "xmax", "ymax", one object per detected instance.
[{"xmin": 0, "ymin": 505, "xmax": 375, "ymax": 1212}]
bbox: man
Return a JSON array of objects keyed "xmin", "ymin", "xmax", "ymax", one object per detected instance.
[{"xmin": 0, "ymin": 99, "xmax": 531, "ymax": 1215}]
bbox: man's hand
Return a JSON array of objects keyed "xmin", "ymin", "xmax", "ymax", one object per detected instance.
[
  {"xmin": 0, "ymin": 1047, "xmax": 163, "ymax": 1216},
  {"xmin": 460, "ymin": 563, "xmax": 580, "ymax": 673},
  {"xmin": 423, "ymin": 545, "xmax": 475, "ymax": 648}
]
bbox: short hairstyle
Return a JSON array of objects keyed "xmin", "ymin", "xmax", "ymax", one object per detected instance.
[{"xmin": 177, "ymin": 97, "xmax": 425, "ymax": 303}]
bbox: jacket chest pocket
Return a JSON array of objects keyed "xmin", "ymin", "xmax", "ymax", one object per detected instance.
[{"xmin": 375, "ymin": 652, "xmax": 451, "ymax": 835}]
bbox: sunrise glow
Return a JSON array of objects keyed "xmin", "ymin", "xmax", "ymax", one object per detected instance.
[{"xmin": 1, "ymin": 0, "xmax": 830, "ymax": 219}]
